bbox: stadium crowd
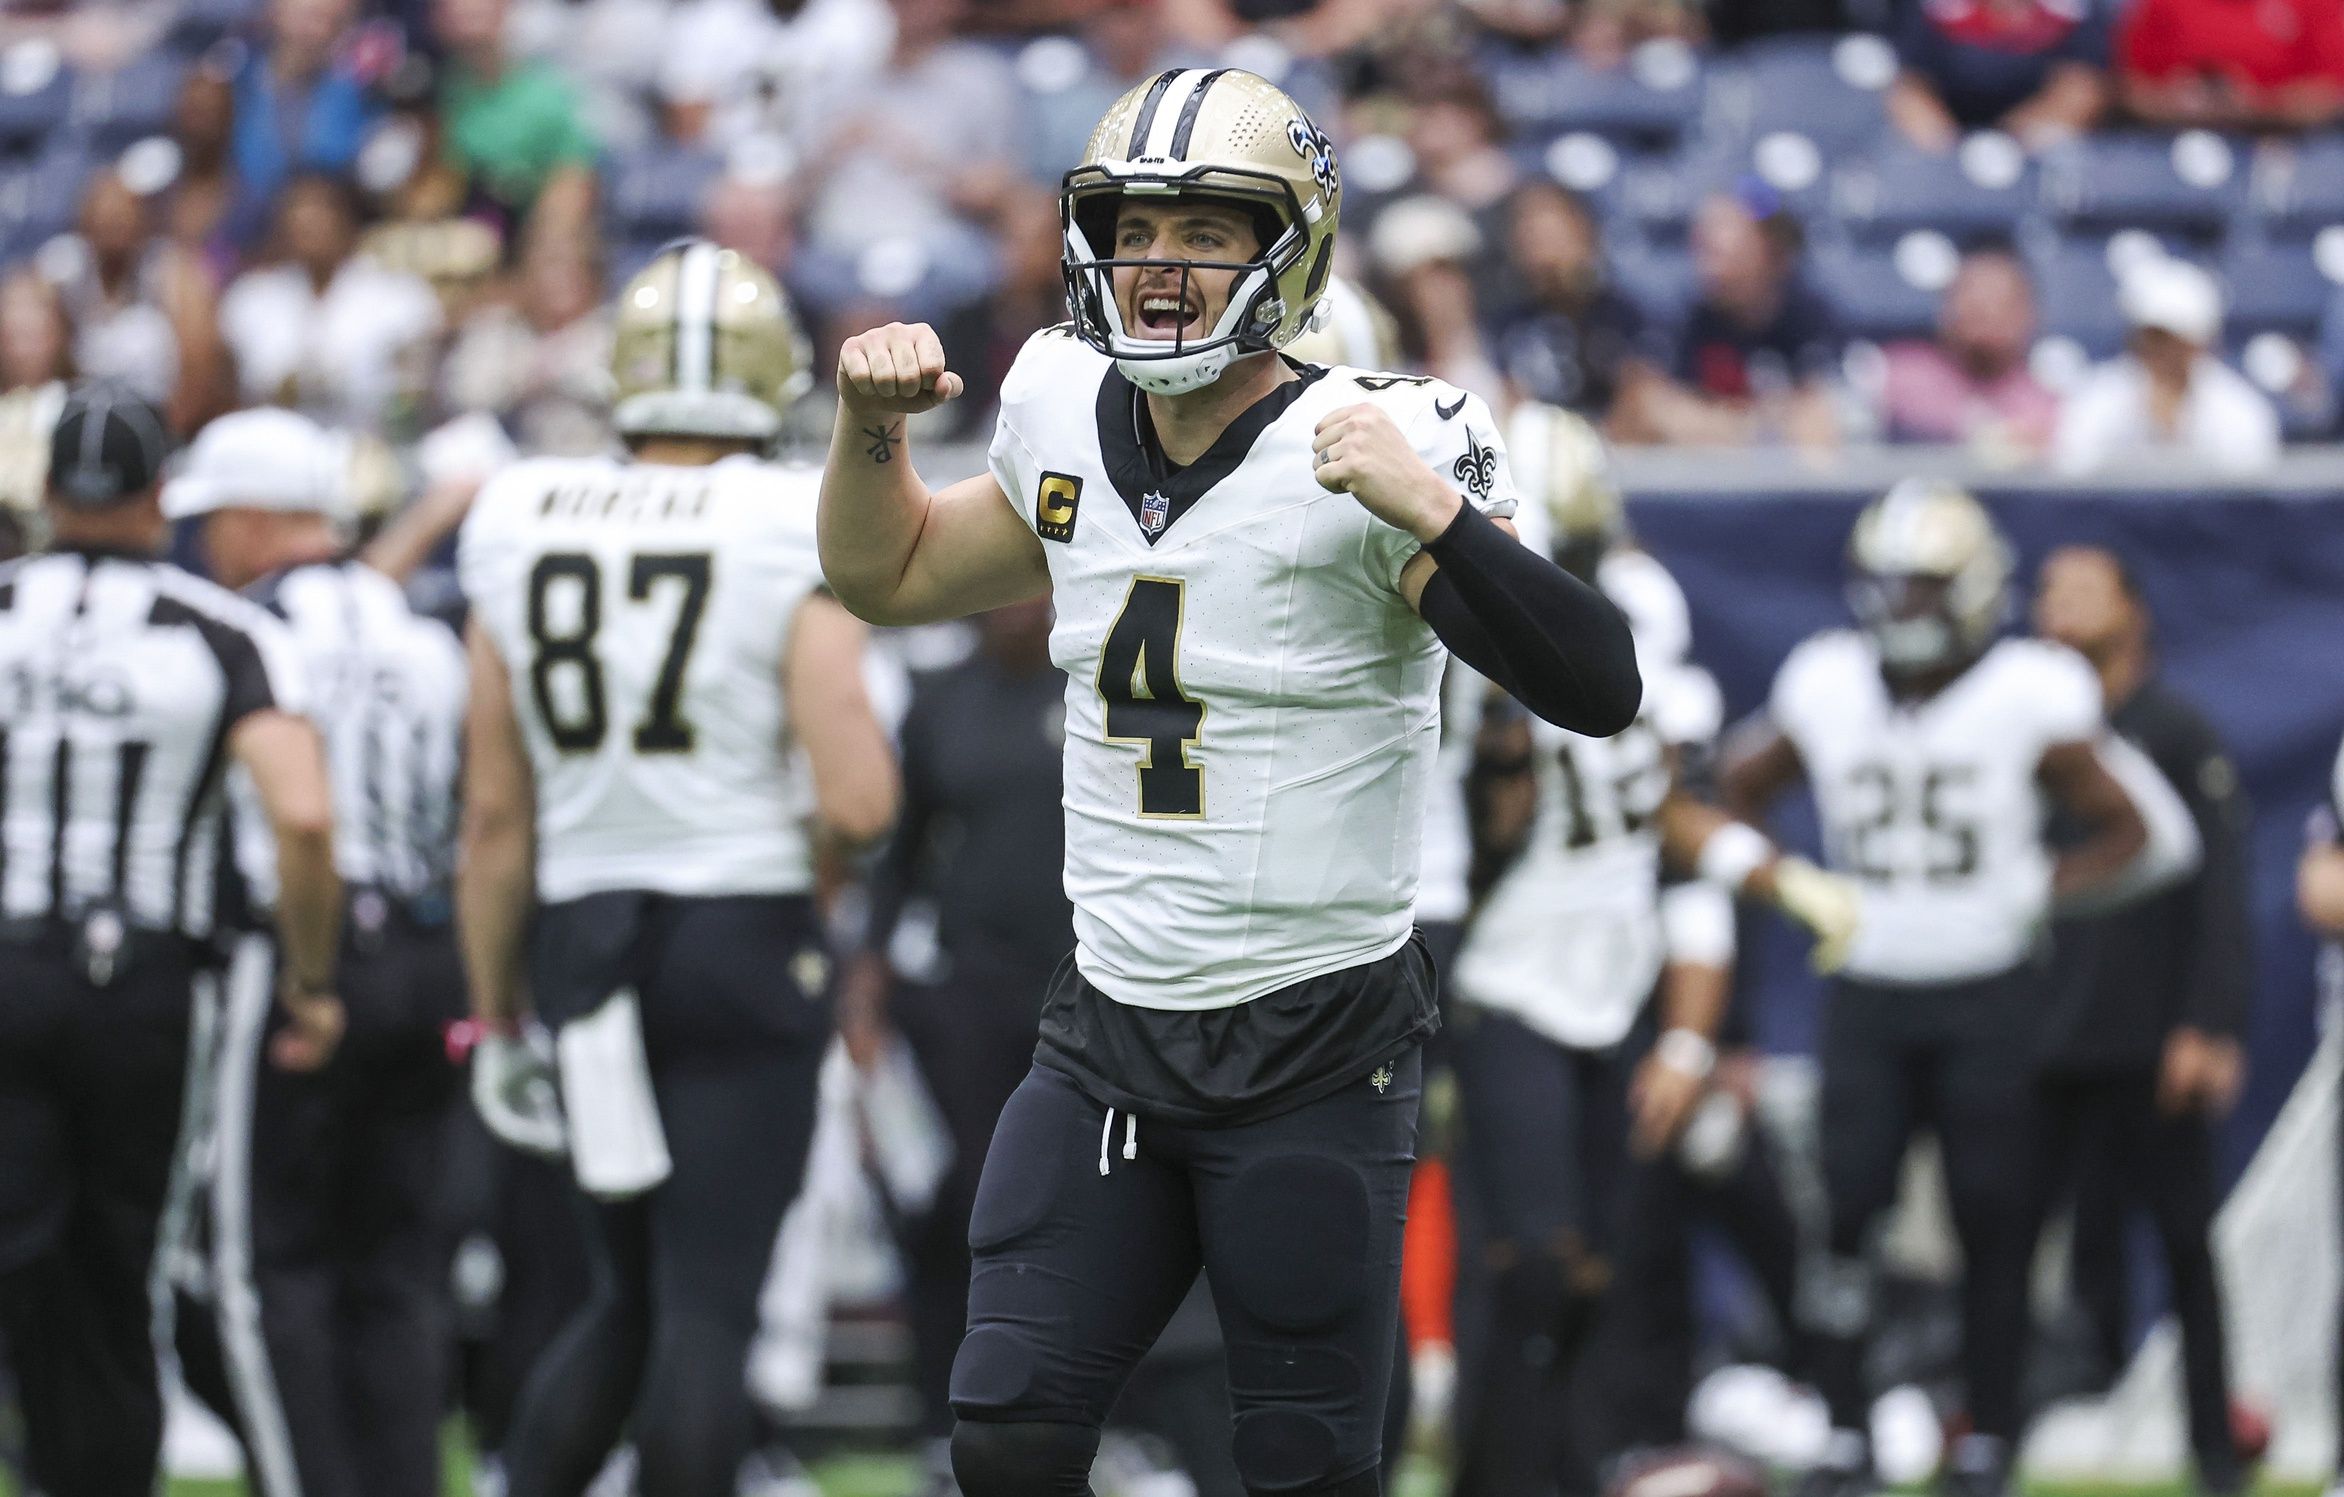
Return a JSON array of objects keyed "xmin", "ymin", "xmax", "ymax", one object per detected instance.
[{"xmin": 0, "ymin": 2, "xmax": 2341, "ymax": 1497}]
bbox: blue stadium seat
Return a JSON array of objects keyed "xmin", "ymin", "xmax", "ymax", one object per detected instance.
[
  {"xmin": 1808, "ymin": 241, "xmax": 1942, "ymax": 342},
  {"xmin": 1833, "ymin": 140, "xmax": 2038, "ymax": 247},
  {"xmin": 2252, "ymin": 136, "xmax": 2344, "ymax": 239},
  {"xmin": 1672, "ymin": 135, "xmax": 1836, "ymax": 226},
  {"xmin": 0, "ymin": 48, "xmax": 73, "ymax": 156},
  {"xmin": 166, "ymin": 0, "xmax": 263, "ymax": 49},
  {"xmin": 19, "ymin": 137, "xmax": 91, "ymax": 240},
  {"xmin": 1729, "ymin": 35, "xmax": 1894, "ymax": 153},
  {"xmin": 2220, "ymin": 239, "xmax": 2333, "ymax": 340},
  {"xmin": 1487, "ymin": 46, "xmax": 1704, "ymax": 149},
  {"xmin": 75, "ymin": 53, "xmax": 187, "ymax": 152},
  {"xmin": 2041, "ymin": 132, "xmax": 2247, "ymax": 239},
  {"xmin": 604, "ymin": 145, "xmax": 726, "ymax": 241}
]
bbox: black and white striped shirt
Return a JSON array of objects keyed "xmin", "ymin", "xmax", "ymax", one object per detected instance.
[
  {"xmin": 0, "ymin": 546, "xmax": 306, "ymax": 940},
  {"xmin": 235, "ymin": 561, "xmax": 463, "ymax": 907}
]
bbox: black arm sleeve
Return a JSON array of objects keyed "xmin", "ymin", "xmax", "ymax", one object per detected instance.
[{"xmin": 1417, "ymin": 501, "xmax": 1642, "ymax": 735}]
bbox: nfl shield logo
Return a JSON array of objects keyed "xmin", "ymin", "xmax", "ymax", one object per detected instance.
[{"xmin": 1140, "ymin": 490, "xmax": 1171, "ymax": 537}]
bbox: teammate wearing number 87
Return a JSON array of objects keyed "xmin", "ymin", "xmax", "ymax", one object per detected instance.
[
  {"xmin": 454, "ymin": 241, "xmax": 899, "ymax": 1497},
  {"xmin": 1722, "ymin": 481, "xmax": 2176, "ymax": 1497},
  {"xmin": 818, "ymin": 68, "xmax": 1640, "ymax": 1497}
]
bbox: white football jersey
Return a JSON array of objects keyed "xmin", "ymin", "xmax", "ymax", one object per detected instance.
[
  {"xmin": 458, "ymin": 453, "xmax": 830, "ymax": 902},
  {"xmin": 1770, "ymin": 631, "xmax": 2101, "ymax": 983},
  {"xmin": 1452, "ymin": 555, "xmax": 1722, "ymax": 1049},
  {"xmin": 988, "ymin": 329, "xmax": 1518, "ymax": 1010}
]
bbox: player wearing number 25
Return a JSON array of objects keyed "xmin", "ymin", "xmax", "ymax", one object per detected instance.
[
  {"xmin": 817, "ymin": 68, "xmax": 1640, "ymax": 1497},
  {"xmin": 455, "ymin": 242, "xmax": 898, "ymax": 1497},
  {"xmin": 1721, "ymin": 480, "xmax": 2169, "ymax": 1497}
]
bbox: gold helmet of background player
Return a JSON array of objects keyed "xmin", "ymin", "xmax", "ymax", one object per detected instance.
[
  {"xmin": 1062, "ymin": 68, "xmax": 1341, "ymax": 395},
  {"xmin": 1846, "ymin": 477, "xmax": 2012, "ymax": 674},
  {"xmin": 610, "ymin": 240, "xmax": 812, "ymax": 444},
  {"xmin": 1284, "ymin": 273, "xmax": 1398, "ymax": 370}
]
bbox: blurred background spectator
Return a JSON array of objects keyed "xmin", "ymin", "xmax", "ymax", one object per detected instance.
[
  {"xmin": 1612, "ymin": 188, "xmax": 1843, "ymax": 448},
  {"xmin": 2117, "ymin": 0, "xmax": 2344, "ymax": 130},
  {"xmin": 1481, "ymin": 181, "xmax": 1646, "ymax": 421},
  {"xmin": 437, "ymin": 224, "xmax": 610, "ymax": 453},
  {"xmin": 230, "ymin": 0, "xmax": 380, "ymax": 228},
  {"xmin": 2052, "ymin": 255, "xmax": 2280, "ymax": 476},
  {"xmin": 1888, "ymin": 0, "xmax": 2110, "ymax": 151},
  {"xmin": 431, "ymin": 0, "xmax": 600, "ymax": 237},
  {"xmin": 47, "ymin": 170, "xmax": 228, "ymax": 431},
  {"xmin": 1874, "ymin": 246, "xmax": 2059, "ymax": 456},
  {"xmin": 219, "ymin": 170, "xmax": 440, "ymax": 433}
]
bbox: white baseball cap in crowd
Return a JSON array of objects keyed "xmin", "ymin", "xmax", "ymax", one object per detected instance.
[
  {"xmin": 2118, "ymin": 257, "xmax": 2223, "ymax": 346},
  {"xmin": 161, "ymin": 406, "xmax": 344, "ymax": 521}
]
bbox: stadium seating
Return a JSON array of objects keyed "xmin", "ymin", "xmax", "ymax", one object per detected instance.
[
  {"xmin": 75, "ymin": 53, "xmax": 189, "ymax": 154},
  {"xmin": 164, "ymin": 0, "xmax": 262, "ymax": 50},
  {"xmin": 2251, "ymin": 136, "xmax": 2344, "ymax": 241},
  {"xmin": 604, "ymin": 144, "xmax": 728, "ymax": 242},
  {"xmin": 1723, "ymin": 35, "xmax": 1896, "ymax": 154},
  {"xmin": 1484, "ymin": 44, "xmax": 1705, "ymax": 151},
  {"xmin": 0, "ymin": 45, "xmax": 74, "ymax": 157},
  {"xmin": 2041, "ymin": 131, "xmax": 2249, "ymax": 240},
  {"xmin": 2219, "ymin": 238, "xmax": 2336, "ymax": 342},
  {"xmin": 1809, "ymin": 238, "xmax": 1945, "ymax": 343},
  {"xmin": 1832, "ymin": 138, "xmax": 2038, "ymax": 247}
]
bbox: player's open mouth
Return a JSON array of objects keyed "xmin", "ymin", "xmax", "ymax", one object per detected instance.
[{"xmin": 1134, "ymin": 292, "xmax": 1205, "ymax": 341}]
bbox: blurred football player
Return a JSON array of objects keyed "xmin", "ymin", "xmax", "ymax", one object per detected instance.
[
  {"xmin": 1447, "ymin": 406, "xmax": 1857, "ymax": 1494},
  {"xmin": 455, "ymin": 241, "xmax": 898, "ymax": 1497},
  {"xmin": 1724, "ymin": 482, "xmax": 2154, "ymax": 1497},
  {"xmin": 818, "ymin": 69, "xmax": 1643, "ymax": 1497}
]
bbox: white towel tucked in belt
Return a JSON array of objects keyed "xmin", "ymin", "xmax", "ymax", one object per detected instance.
[{"xmin": 556, "ymin": 989, "xmax": 673, "ymax": 1199}]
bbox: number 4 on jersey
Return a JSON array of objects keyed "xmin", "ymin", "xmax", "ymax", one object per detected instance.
[{"xmin": 1097, "ymin": 577, "xmax": 1205, "ymax": 818}]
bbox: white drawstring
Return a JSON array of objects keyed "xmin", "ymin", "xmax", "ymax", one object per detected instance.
[{"xmin": 1099, "ymin": 1108, "xmax": 1142, "ymax": 1175}]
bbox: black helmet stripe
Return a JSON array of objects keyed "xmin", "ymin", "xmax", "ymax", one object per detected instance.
[
  {"xmin": 1167, "ymin": 68, "xmax": 1230, "ymax": 158},
  {"xmin": 1125, "ymin": 69, "xmax": 1183, "ymax": 158}
]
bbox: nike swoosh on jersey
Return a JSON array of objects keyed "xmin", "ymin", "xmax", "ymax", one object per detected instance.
[{"xmin": 1435, "ymin": 393, "xmax": 1467, "ymax": 421}]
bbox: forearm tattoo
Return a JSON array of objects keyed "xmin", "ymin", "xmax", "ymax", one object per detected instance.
[{"xmin": 862, "ymin": 422, "xmax": 902, "ymax": 465}]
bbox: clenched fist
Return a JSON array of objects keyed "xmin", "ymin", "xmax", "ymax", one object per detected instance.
[
  {"xmin": 1312, "ymin": 403, "xmax": 1461, "ymax": 542},
  {"xmin": 838, "ymin": 321, "xmax": 965, "ymax": 415}
]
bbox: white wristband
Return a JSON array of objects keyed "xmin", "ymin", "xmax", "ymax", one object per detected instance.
[
  {"xmin": 1655, "ymin": 1027, "xmax": 1718, "ymax": 1080},
  {"xmin": 1697, "ymin": 821, "xmax": 1772, "ymax": 891}
]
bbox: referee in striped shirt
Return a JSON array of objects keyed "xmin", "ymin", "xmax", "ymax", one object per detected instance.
[
  {"xmin": 0, "ymin": 385, "xmax": 343, "ymax": 1497},
  {"xmin": 163, "ymin": 407, "xmax": 468, "ymax": 1497}
]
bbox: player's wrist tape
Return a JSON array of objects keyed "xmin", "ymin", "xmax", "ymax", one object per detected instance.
[
  {"xmin": 1697, "ymin": 822, "xmax": 1772, "ymax": 890},
  {"xmin": 1655, "ymin": 1027, "xmax": 1717, "ymax": 1080},
  {"xmin": 1418, "ymin": 502, "xmax": 1641, "ymax": 735}
]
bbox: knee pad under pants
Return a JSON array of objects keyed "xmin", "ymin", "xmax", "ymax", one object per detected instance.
[{"xmin": 952, "ymin": 1418, "xmax": 1100, "ymax": 1497}]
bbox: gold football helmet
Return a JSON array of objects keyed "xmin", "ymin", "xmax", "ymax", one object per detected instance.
[
  {"xmin": 610, "ymin": 239, "xmax": 811, "ymax": 444},
  {"xmin": 1063, "ymin": 68, "xmax": 1342, "ymax": 395},
  {"xmin": 1846, "ymin": 478, "xmax": 2011, "ymax": 673},
  {"xmin": 1284, "ymin": 273, "xmax": 1398, "ymax": 370}
]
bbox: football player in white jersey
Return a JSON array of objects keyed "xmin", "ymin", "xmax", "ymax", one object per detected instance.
[
  {"xmin": 456, "ymin": 242, "xmax": 898, "ymax": 1497},
  {"xmin": 817, "ymin": 69, "xmax": 1643, "ymax": 1497},
  {"xmin": 1723, "ymin": 481, "xmax": 2152, "ymax": 1497},
  {"xmin": 1447, "ymin": 406, "xmax": 1858, "ymax": 1489}
]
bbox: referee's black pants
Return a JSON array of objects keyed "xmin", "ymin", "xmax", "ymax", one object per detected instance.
[
  {"xmin": 500, "ymin": 893, "xmax": 830, "ymax": 1497},
  {"xmin": 217, "ymin": 905, "xmax": 467, "ymax": 1497},
  {"xmin": 1810, "ymin": 969, "xmax": 2041, "ymax": 1446},
  {"xmin": 2035, "ymin": 1068, "xmax": 2236, "ymax": 1478},
  {"xmin": 0, "ymin": 937, "xmax": 198, "ymax": 1497}
]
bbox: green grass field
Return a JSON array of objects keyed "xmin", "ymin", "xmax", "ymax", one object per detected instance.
[{"xmin": 57, "ymin": 1468, "xmax": 2339, "ymax": 1497}]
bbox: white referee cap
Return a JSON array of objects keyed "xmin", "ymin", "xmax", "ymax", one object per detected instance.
[{"xmin": 162, "ymin": 406, "xmax": 344, "ymax": 520}]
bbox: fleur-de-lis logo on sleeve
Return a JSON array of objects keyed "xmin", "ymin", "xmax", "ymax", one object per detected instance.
[{"xmin": 1452, "ymin": 430, "xmax": 1499, "ymax": 502}]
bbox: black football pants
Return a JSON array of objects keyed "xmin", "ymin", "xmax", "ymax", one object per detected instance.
[
  {"xmin": 1809, "ymin": 969, "xmax": 2041, "ymax": 1444},
  {"xmin": 499, "ymin": 893, "xmax": 830, "ymax": 1497},
  {"xmin": 2036, "ymin": 1068, "xmax": 2235, "ymax": 1474},
  {"xmin": 0, "ymin": 939, "xmax": 198, "ymax": 1497},
  {"xmin": 949, "ymin": 1052, "xmax": 1420, "ymax": 1497}
]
